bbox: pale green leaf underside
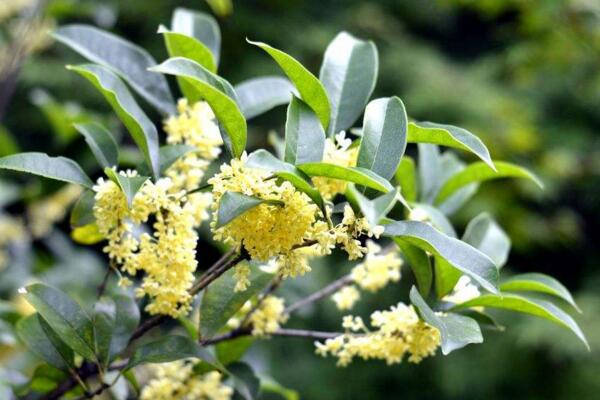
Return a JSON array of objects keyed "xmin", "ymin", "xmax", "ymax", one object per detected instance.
[
  {"xmin": 234, "ymin": 76, "xmax": 296, "ymax": 119},
  {"xmin": 284, "ymin": 96, "xmax": 325, "ymax": 165},
  {"xmin": 500, "ymin": 273, "xmax": 580, "ymax": 312},
  {"xmin": 383, "ymin": 220, "xmax": 499, "ymax": 293},
  {"xmin": 462, "ymin": 212, "xmax": 511, "ymax": 268}
]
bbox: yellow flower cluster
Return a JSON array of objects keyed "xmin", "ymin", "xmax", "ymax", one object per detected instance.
[
  {"xmin": 164, "ymin": 99, "xmax": 223, "ymax": 192},
  {"xmin": 313, "ymin": 132, "xmax": 358, "ymax": 200},
  {"xmin": 94, "ymin": 172, "xmax": 201, "ymax": 317},
  {"xmin": 141, "ymin": 360, "xmax": 232, "ymax": 400},
  {"xmin": 164, "ymin": 99, "xmax": 223, "ymax": 226},
  {"xmin": 351, "ymin": 241, "xmax": 402, "ymax": 292},
  {"xmin": 27, "ymin": 184, "xmax": 83, "ymax": 238},
  {"xmin": 0, "ymin": 215, "xmax": 26, "ymax": 270},
  {"xmin": 248, "ymin": 295, "xmax": 288, "ymax": 336},
  {"xmin": 332, "ymin": 286, "xmax": 360, "ymax": 311},
  {"xmin": 315, "ymin": 303, "xmax": 441, "ymax": 366},
  {"xmin": 209, "ymin": 154, "xmax": 320, "ymax": 266}
]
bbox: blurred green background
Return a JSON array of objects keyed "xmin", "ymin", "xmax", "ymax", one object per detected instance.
[{"xmin": 1, "ymin": 0, "xmax": 600, "ymax": 399}]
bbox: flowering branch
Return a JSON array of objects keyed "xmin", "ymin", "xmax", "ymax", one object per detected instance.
[{"xmin": 202, "ymin": 327, "xmax": 341, "ymax": 346}]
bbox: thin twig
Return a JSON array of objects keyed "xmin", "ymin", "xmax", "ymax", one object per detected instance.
[
  {"xmin": 284, "ymin": 274, "xmax": 353, "ymax": 315},
  {"xmin": 202, "ymin": 327, "xmax": 341, "ymax": 346},
  {"xmin": 96, "ymin": 267, "xmax": 112, "ymax": 298}
]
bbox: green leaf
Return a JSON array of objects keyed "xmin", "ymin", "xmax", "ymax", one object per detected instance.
[
  {"xmin": 216, "ymin": 336, "xmax": 254, "ymax": 366},
  {"xmin": 172, "ymin": 8, "xmax": 221, "ymax": 64},
  {"xmin": 216, "ymin": 192, "xmax": 283, "ymax": 228},
  {"xmin": 383, "ymin": 220, "xmax": 499, "ymax": 293},
  {"xmin": 53, "ymin": 24, "xmax": 174, "ymax": 115},
  {"xmin": 109, "ymin": 294, "xmax": 140, "ymax": 359},
  {"xmin": 408, "ymin": 122, "xmax": 494, "ymax": 170},
  {"xmin": 68, "ymin": 64, "xmax": 160, "ymax": 178},
  {"xmin": 74, "ymin": 122, "xmax": 119, "ymax": 169},
  {"xmin": 357, "ymin": 97, "xmax": 407, "ymax": 180},
  {"xmin": 436, "ymin": 152, "xmax": 478, "ymax": 215},
  {"xmin": 418, "ymin": 144, "xmax": 442, "ymax": 204},
  {"xmin": 435, "ymin": 161, "xmax": 543, "ymax": 204},
  {"xmin": 410, "ymin": 204, "xmax": 457, "ymax": 237},
  {"xmin": 159, "ymin": 25, "xmax": 216, "ymax": 73},
  {"xmin": 245, "ymin": 150, "xmax": 325, "ymax": 213},
  {"xmin": 0, "ymin": 124, "xmax": 19, "ymax": 157},
  {"xmin": 434, "ymin": 257, "xmax": 462, "ymax": 299},
  {"xmin": 395, "ymin": 156, "xmax": 417, "ymax": 203},
  {"xmin": 346, "ymin": 184, "xmax": 398, "ymax": 226},
  {"xmin": 151, "ymin": 57, "xmax": 247, "ymax": 158},
  {"xmin": 452, "ymin": 293, "xmax": 588, "ymax": 349},
  {"xmin": 297, "ymin": 163, "xmax": 393, "ymax": 193},
  {"xmin": 70, "ymin": 190, "xmax": 96, "ymax": 228},
  {"xmin": 0, "ymin": 152, "xmax": 93, "ymax": 189},
  {"xmin": 500, "ymin": 273, "xmax": 580, "ymax": 312},
  {"xmin": 93, "ymin": 298, "xmax": 116, "ymax": 366},
  {"xmin": 127, "ymin": 335, "xmax": 218, "ymax": 370},
  {"xmin": 17, "ymin": 314, "xmax": 74, "ymax": 371},
  {"xmin": 319, "ymin": 32, "xmax": 378, "ymax": 136},
  {"xmin": 234, "ymin": 77, "xmax": 295, "ymax": 119},
  {"xmin": 260, "ymin": 376, "xmax": 300, "ymax": 400},
  {"xmin": 104, "ymin": 168, "xmax": 149, "ymax": 208},
  {"xmin": 396, "ymin": 241, "xmax": 432, "ymax": 297},
  {"xmin": 284, "ymin": 96, "xmax": 325, "ymax": 165},
  {"xmin": 248, "ymin": 39, "xmax": 330, "ymax": 129},
  {"xmin": 462, "ymin": 213, "xmax": 510, "ymax": 268},
  {"xmin": 158, "ymin": 144, "xmax": 196, "ymax": 173},
  {"xmin": 410, "ymin": 287, "xmax": 483, "ymax": 355},
  {"xmin": 200, "ymin": 262, "xmax": 274, "ymax": 338},
  {"xmin": 229, "ymin": 362, "xmax": 260, "ymax": 400},
  {"xmin": 22, "ymin": 284, "xmax": 96, "ymax": 360}
]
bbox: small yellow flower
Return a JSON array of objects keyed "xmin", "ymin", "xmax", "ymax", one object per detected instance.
[
  {"xmin": 332, "ymin": 286, "xmax": 361, "ymax": 310},
  {"xmin": 351, "ymin": 241, "xmax": 402, "ymax": 292},
  {"xmin": 249, "ymin": 296, "xmax": 288, "ymax": 336},
  {"xmin": 313, "ymin": 132, "xmax": 358, "ymax": 200}
]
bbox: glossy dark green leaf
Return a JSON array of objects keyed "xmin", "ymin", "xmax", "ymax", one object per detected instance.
[
  {"xmin": 22, "ymin": 284, "xmax": 96, "ymax": 360},
  {"xmin": 462, "ymin": 213, "xmax": 510, "ymax": 268},
  {"xmin": 127, "ymin": 335, "xmax": 219, "ymax": 369},
  {"xmin": 395, "ymin": 156, "xmax": 417, "ymax": 203},
  {"xmin": 248, "ymin": 39, "xmax": 330, "ymax": 129},
  {"xmin": 410, "ymin": 287, "xmax": 483, "ymax": 355},
  {"xmin": 452, "ymin": 293, "xmax": 588, "ymax": 349},
  {"xmin": 234, "ymin": 77, "xmax": 296, "ymax": 119},
  {"xmin": 104, "ymin": 168, "xmax": 149, "ymax": 208},
  {"xmin": 171, "ymin": 8, "xmax": 221, "ymax": 64},
  {"xmin": 408, "ymin": 121, "xmax": 494, "ymax": 170},
  {"xmin": 216, "ymin": 192, "xmax": 283, "ymax": 228},
  {"xmin": 435, "ymin": 161, "xmax": 543, "ymax": 204},
  {"xmin": 109, "ymin": 294, "xmax": 140, "ymax": 359},
  {"xmin": 284, "ymin": 96, "xmax": 326, "ymax": 165},
  {"xmin": 383, "ymin": 220, "xmax": 499, "ymax": 293},
  {"xmin": 93, "ymin": 297, "xmax": 116, "ymax": 366},
  {"xmin": 245, "ymin": 149, "xmax": 325, "ymax": 213},
  {"xmin": 200, "ymin": 262, "xmax": 274, "ymax": 338},
  {"xmin": 500, "ymin": 273, "xmax": 580, "ymax": 312},
  {"xmin": 74, "ymin": 122, "xmax": 119, "ymax": 168},
  {"xmin": 16, "ymin": 314, "xmax": 74, "ymax": 370},
  {"xmin": 357, "ymin": 96, "xmax": 407, "ymax": 180},
  {"xmin": 216, "ymin": 337, "xmax": 254, "ymax": 366},
  {"xmin": 319, "ymin": 32, "xmax": 378, "ymax": 136},
  {"xmin": 159, "ymin": 26, "xmax": 216, "ymax": 72},
  {"xmin": 298, "ymin": 162, "xmax": 393, "ymax": 193},
  {"xmin": 0, "ymin": 152, "xmax": 93, "ymax": 189},
  {"xmin": 151, "ymin": 58, "xmax": 246, "ymax": 158},
  {"xmin": 396, "ymin": 241, "xmax": 432, "ymax": 297},
  {"xmin": 53, "ymin": 24, "xmax": 174, "ymax": 115},
  {"xmin": 229, "ymin": 362, "xmax": 260, "ymax": 400},
  {"xmin": 68, "ymin": 64, "xmax": 160, "ymax": 178}
]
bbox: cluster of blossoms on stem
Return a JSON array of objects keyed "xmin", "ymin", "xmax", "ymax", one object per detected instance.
[
  {"xmin": 0, "ymin": 215, "xmax": 26, "ymax": 269},
  {"xmin": 93, "ymin": 100, "xmax": 222, "ymax": 317},
  {"xmin": 27, "ymin": 184, "xmax": 82, "ymax": 238},
  {"xmin": 226, "ymin": 296, "xmax": 288, "ymax": 336},
  {"xmin": 333, "ymin": 241, "xmax": 403, "ymax": 310},
  {"xmin": 315, "ymin": 303, "xmax": 441, "ymax": 366},
  {"xmin": 140, "ymin": 360, "xmax": 232, "ymax": 400},
  {"xmin": 313, "ymin": 132, "xmax": 358, "ymax": 200},
  {"xmin": 209, "ymin": 156, "xmax": 384, "ymax": 290}
]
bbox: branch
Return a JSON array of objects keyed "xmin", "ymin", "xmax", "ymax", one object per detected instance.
[
  {"xmin": 284, "ymin": 274, "xmax": 353, "ymax": 315},
  {"xmin": 202, "ymin": 327, "xmax": 341, "ymax": 346}
]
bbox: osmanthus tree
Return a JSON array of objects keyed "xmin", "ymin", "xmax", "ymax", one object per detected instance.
[{"xmin": 0, "ymin": 7, "xmax": 588, "ymax": 400}]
